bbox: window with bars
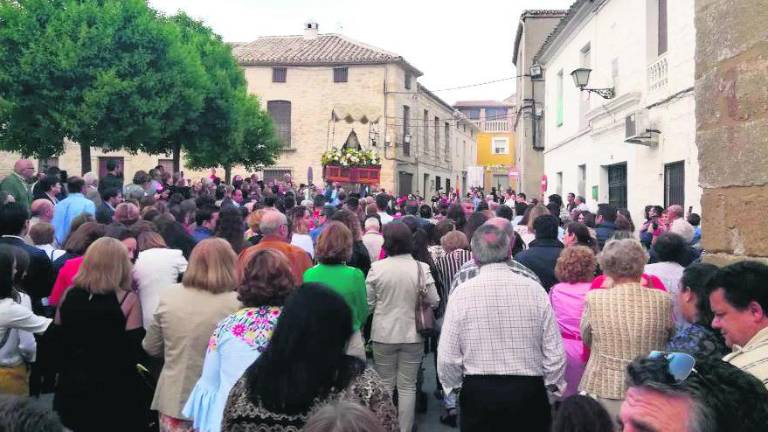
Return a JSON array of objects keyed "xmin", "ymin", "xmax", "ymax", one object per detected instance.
[
  {"xmin": 607, "ymin": 163, "xmax": 628, "ymax": 210},
  {"xmin": 434, "ymin": 116, "xmax": 440, "ymax": 157},
  {"xmin": 272, "ymin": 67, "xmax": 287, "ymax": 83},
  {"xmin": 444, "ymin": 122, "xmax": 450, "ymax": 160},
  {"xmin": 556, "ymin": 70, "xmax": 564, "ymax": 127},
  {"xmin": 333, "ymin": 67, "xmax": 348, "ymax": 83},
  {"xmin": 664, "ymin": 161, "xmax": 685, "ymax": 208},
  {"xmin": 405, "ymin": 72, "xmax": 412, "ymax": 90},
  {"xmin": 267, "ymin": 100, "xmax": 292, "ymax": 147},
  {"xmin": 402, "ymin": 105, "xmax": 410, "ymax": 156},
  {"xmin": 263, "ymin": 168, "xmax": 292, "ymax": 184},
  {"xmin": 423, "ymin": 110, "xmax": 429, "ymax": 155}
]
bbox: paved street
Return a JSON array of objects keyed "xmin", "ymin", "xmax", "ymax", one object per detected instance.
[{"xmin": 415, "ymin": 352, "xmax": 453, "ymax": 432}]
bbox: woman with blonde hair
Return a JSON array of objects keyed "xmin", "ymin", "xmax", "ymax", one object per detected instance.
[
  {"xmin": 184, "ymin": 249, "xmax": 296, "ymax": 432},
  {"xmin": 53, "ymin": 238, "xmax": 147, "ymax": 432},
  {"xmin": 143, "ymin": 238, "xmax": 241, "ymax": 432},
  {"xmin": 548, "ymin": 246, "xmax": 597, "ymax": 397},
  {"xmin": 133, "ymin": 230, "xmax": 188, "ymax": 328}
]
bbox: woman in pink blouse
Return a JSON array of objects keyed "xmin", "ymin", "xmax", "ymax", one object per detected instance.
[{"xmin": 548, "ymin": 246, "xmax": 597, "ymax": 397}]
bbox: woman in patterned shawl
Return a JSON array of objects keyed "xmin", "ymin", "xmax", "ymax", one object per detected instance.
[
  {"xmin": 183, "ymin": 249, "xmax": 295, "ymax": 432},
  {"xmin": 221, "ymin": 283, "xmax": 397, "ymax": 432}
]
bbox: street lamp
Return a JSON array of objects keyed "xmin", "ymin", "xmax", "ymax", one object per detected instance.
[{"xmin": 570, "ymin": 68, "xmax": 615, "ymax": 99}]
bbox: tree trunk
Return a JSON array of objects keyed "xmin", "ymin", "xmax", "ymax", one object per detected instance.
[
  {"xmin": 80, "ymin": 143, "xmax": 92, "ymax": 175},
  {"xmin": 172, "ymin": 143, "xmax": 181, "ymax": 173},
  {"xmin": 224, "ymin": 165, "xmax": 232, "ymax": 184}
]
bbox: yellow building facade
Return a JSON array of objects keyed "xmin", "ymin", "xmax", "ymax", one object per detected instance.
[
  {"xmin": 455, "ymin": 99, "xmax": 518, "ymax": 192},
  {"xmin": 476, "ymin": 131, "xmax": 516, "ymax": 191}
]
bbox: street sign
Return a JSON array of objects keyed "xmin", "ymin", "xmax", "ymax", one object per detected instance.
[{"xmin": 508, "ymin": 168, "xmax": 520, "ymax": 178}]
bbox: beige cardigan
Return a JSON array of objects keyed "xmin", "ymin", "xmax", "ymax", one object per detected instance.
[
  {"xmin": 366, "ymin": 255, "xmax": 440, "ymax": 344},
  {"xmin": 579, "ymin": 283, "xmax": 673, "ymax": 400},
  {"xmin": 142, "ymin": 284, "xmax": 240, "ymax": 418}
]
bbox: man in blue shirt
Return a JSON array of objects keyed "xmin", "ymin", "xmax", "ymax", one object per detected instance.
[
  {"xmin": 51, "ymin": 176, "xmax": 96, "ymax": 245},
  {"xmin": 192, "ymin": 206, "xmax": 219, "ymax": 242}
]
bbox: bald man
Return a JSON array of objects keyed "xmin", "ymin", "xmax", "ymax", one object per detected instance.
[
  {"xmin": 30, "ymin": 198, "xmax": 55, "ymax": 225},
  {"xmin": 238, "ymin": 210, "xmax": 312, "ymax": 285},
  {"xmin": 1, "ymin": 159, "xmax": 35, "ymax": 208}
]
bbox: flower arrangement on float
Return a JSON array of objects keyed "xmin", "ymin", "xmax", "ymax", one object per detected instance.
[
  {"xmin": 321, "ymin": 147, "xmax": 381, "ymax": 168},
  {"xmin": 321, "ymin": 147, "xmax": 381, "ymax": 184}
]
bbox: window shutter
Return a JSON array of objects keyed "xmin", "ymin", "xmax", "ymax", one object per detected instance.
[
  {"xmin": 658, "ymin": 0, "xmax": 668, "ymax": 55},
  {"xmin": 272, "ymin": 67, "xmax": 287, "ymax": 83},
  {"xmin": 333, "ymin": 67, "xmax": 348, "ymax": 83},
  {"xmin": 267, "ymin": 101, "xmax": 291, "ymax": 147}
]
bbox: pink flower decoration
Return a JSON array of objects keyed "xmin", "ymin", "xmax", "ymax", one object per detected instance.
[{"xmin": 232, "ymin": 323, "xmax": 246, "ymax": 337}]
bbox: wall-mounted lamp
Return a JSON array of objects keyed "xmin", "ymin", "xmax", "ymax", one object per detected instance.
[
  {"xmin": 571, "ymin": 68, "xmax": 615, "ymax": 99},
  {"xmin": 404, "ymin": 134, "xmax": 411, "ymax": 144}
]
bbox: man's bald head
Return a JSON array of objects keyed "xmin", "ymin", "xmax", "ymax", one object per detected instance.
[
  {"xmin": 13, "ymin": 159, "xmax": 35, "ymax": 180},
  {"xmin": 30, "ymin": 199, "xmax": 54, "ymax": 221},
  {"xmin": 484, "ymin": 217, "xmax": 516, "ymax": 257},
  {"xmin": 259, "ymin": 210, "xmax": 288, "ymax": 239}
]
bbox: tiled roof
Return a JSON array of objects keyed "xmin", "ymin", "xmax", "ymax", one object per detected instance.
[
  {"xmin": 520, "ymin": 9, "xmax": 569, "ymax": 18},
  {"xmin": 512, "ymin": 9, "xmax": 567, "ymax": 66},
  {"xmin": 233, "ymin": 34, "xmax": 422, "ymax": 75},
  {"xmin": 534, "ymin": 0, "xmax": 605, "ymax": 64}
]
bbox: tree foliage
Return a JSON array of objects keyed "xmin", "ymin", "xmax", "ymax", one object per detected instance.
[
  {"xmin": 0, "ymin": 0, "xmax": 276, "ymax": 175},
  {"xmin": 173, "ymin": 14, "xmax": 280, "ymax": 179}
]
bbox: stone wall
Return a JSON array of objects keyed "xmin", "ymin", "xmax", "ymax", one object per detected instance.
[{"xmin": 695, "ymin": 0, "xmax": 768, "ymax": 265}]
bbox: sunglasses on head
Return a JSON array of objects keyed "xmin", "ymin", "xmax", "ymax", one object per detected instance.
[{"xmin": 648, "ymin": 351, "xmax": 697, "ymax": 382}]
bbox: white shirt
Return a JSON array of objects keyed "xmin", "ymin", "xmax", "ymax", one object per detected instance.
[
  {"xmin": 290, "ymin": 233, "xmax": 315, "ymax": 258},
  {"xmin": 133, "ymin": 248, "xmax": 189, "ymax": 328},
  {"xmin": 35, "ymin": 244, "xmax": 66, "ymax": 262},
  {"xmin": 0, "ymin": 295, "xmax": 51, "ymax": 366},
  {"xmin": 377, "ymin": 211, "xmax": 394, "ymax": 225}
]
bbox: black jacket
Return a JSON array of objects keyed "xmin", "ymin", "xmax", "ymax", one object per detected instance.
[
  {"xmin": 95, "ymin": 202, "xmax": 115, "ymax": 224},
  {"xmin": 595, "ymin": 222, "xmax": 618, "ymax": 251},
  {"xmin": 97, "ymin": 173, "xmax": 123, "ymax": 195},
  {"xmin": 0, "ymin": 236, "xmax": 55, "ymax": 314},
  {"xmin": 514, "ymin": 238, "xmax": 564, "ymax": 291}
]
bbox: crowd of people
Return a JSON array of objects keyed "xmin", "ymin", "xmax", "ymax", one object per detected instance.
[{"xmin": 1, "ymin": 157, "xmax": 767, "ymax": 432}]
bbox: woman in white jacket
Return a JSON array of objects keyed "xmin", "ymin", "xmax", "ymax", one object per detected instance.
[{"xmin": 133, "ymin": 231, "xmax": 188, "ymax": 328}]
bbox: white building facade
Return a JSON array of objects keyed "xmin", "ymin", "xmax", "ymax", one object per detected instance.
[{"xmin": 535, "ymin": 0, "xmax": 699, "ymax": 223}]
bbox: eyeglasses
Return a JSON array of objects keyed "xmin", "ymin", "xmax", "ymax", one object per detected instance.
[{"xmin": 647, "ymin": 351, "xmax": 697, "ymax": 382}]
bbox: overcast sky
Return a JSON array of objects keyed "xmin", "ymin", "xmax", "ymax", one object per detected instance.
[{"xmin": 148, "ymin": 0, "xmax": 574, "ymax": 105}]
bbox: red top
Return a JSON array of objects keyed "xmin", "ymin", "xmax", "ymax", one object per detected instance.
[
  {"xmin": 589, "ymin": 273, "xmax": 667, "ymax": 291},
  {"xmin": 49, "ymin": 256, "xmax": 84, "ymax": 306}
]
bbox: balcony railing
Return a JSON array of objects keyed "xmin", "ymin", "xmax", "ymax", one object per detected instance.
[
  {"xmin": 469, "ymin": 119, "xmax": 512, "ymax": 132},
  {"xmin": 648, "ymin": 54, "xmax": 669, "ymax": 92}
]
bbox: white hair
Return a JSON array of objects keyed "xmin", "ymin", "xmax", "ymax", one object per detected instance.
[
  {"xmin": 364, "ymin": 217, "xmax": 380, "ymax": 232},
  {"xmin": 669, "ymin": 218, "xmax": 695, "ymax": 244},
  {"xmin": 83, "ymin": 171, "xmax": 98, "ymax": 186}
]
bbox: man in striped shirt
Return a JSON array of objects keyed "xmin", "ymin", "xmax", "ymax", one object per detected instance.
[{"xmin": 449, "ymin": 217, "xmax": 540, "ymax": 296}]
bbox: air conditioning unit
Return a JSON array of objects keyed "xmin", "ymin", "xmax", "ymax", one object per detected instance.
[{"xmin": 624, "ymin": 110, "xmax": 659, "ymax": 146}]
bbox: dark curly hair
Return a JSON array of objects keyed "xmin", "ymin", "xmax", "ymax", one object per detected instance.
[
  {"xmin": 215, "ymin": 206, "xmax": 248, "ymax": 254},
  {"xmin": 552, "ymin": 395, "xmax": 612, "ymax": 432},
  {"xmin": 626, "ymin": 355, "xmax": 768, "ymax": 432},
  {"xmin": 238, "ymin": 249, "xmax": 295, "ymax": 307},
  {"xmin": 652, "ymin": 232, "xmax": 687, "ymax": 265}
]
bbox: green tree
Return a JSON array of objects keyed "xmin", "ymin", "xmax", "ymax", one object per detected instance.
[
  {"xmin": 0, "ymin": 0, "xmax": 205, "ymax": 173},
  {"xmin": 173, "ymin": 14, "xmax": 280, "ymax": 181}
]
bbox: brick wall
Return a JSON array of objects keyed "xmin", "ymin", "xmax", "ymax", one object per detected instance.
[{"xmin": 696, "ymin": 0, "xmax": 768, "ymax": 265}]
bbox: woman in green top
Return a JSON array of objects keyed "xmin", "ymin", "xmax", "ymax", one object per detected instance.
[{"xmin": 303, "ymin": 221, "xmax": 368, "ymax": 359}]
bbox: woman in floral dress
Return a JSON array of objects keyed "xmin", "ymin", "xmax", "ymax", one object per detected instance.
[{"xmin": 183, "ymin": 249, "xmax": 296, "ymax": 432}]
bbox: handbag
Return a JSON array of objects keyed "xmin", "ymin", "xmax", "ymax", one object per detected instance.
[{"xmin": 414, "ymin": 261, "xmax": 436, "ymax": 337}]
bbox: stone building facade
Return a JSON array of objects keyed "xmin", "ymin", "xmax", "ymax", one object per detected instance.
[
  {"xmin": 234, "ymin": 23, "xmax": 477, "ymax": 196},
  {"xmin": 695, "ymin": 0, "xmax": 768, "ymax": 265}
]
